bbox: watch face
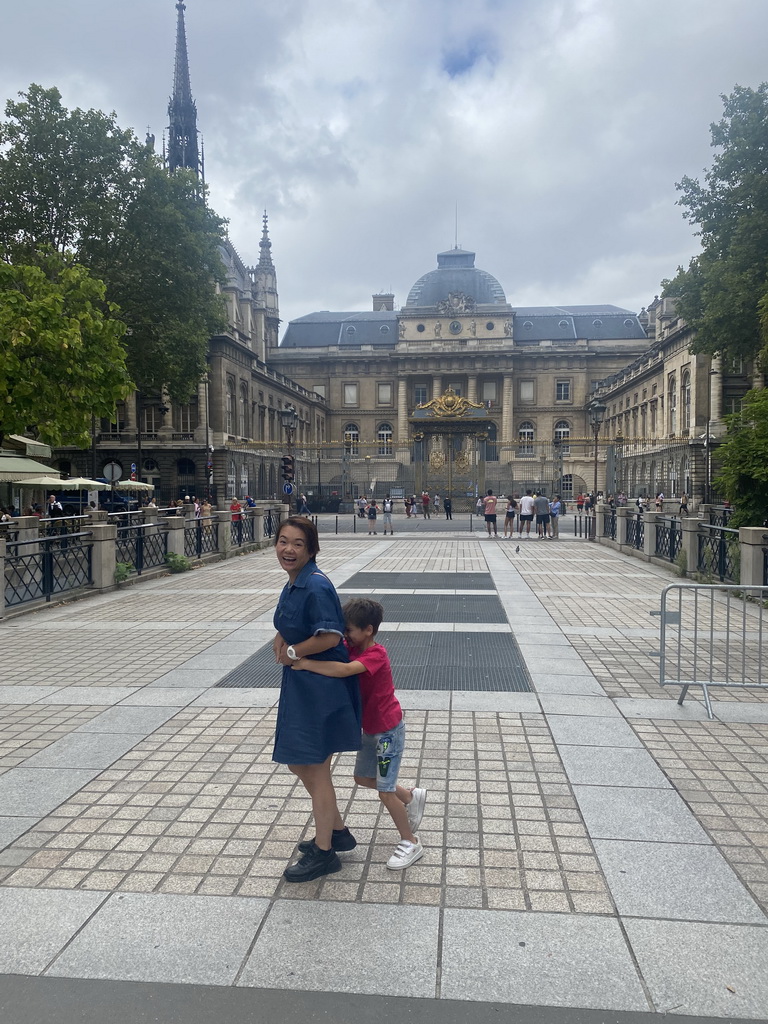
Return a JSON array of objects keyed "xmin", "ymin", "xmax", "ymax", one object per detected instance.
[{"xmin": 449, "ymin": 320, "xmax": 462, "ymax": 335}]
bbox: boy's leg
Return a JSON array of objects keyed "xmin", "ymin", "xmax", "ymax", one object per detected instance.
[{"xmin": 379, "ymin": 791, "xmax": 416, "ymax": 842}]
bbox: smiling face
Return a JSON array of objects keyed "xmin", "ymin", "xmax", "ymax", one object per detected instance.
[{"xmin": 275, "ymin": 523, "xmax": 313, "ymax": 581}]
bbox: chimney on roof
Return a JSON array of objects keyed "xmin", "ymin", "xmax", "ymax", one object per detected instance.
[{"xmin": 372, "ymin": 292, "xmax": 394, "ymax": 311}]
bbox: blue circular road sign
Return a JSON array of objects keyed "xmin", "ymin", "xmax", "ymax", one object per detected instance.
[{"xmin": 283, "ymin": 483, "xmax": 294, "ymax": 495}]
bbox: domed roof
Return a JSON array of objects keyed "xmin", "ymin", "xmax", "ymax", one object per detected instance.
[{"xmin": 405, "ymin": 248, "xmax": 507, "ymax": 308}]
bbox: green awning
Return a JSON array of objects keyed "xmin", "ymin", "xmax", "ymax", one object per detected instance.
[{"xmin": 0, "ymin": 455, "xmax": 56, "ymax": 482}]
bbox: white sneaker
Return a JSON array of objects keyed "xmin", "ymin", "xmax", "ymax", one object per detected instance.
[
  {"xmin": 386, "ymin": 839, "xmax": 424, "ymax": 870},
  {"xmin": 406, "ymin": 787, "xmax": 427, "ymax": 831}
]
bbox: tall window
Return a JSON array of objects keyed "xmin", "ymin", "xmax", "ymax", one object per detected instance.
[
  {"xmin": 143, "ymin": 406, "xmax": 160, "ymax": 434},
  {"xmin": 226, "ymin": 377, "xmax": 236, "ymax": 436},
  {"xmin": 560, "ymin": 473, "xmax": 573, "ymax": 499},
  {"xmin": 668, "ymin": 375, "xmax": 677, "ymax": 435},
  {"xmin": 554, "ymin": 420, "xmax": 570, "ymax": 455},
  {"xmin": 482, "ymin": 381, "xmax": 497, "ymax": 406},
  {"xmin": 414, "ymin": 385, "xmax": 427, "ymax": 406},
  {"xmin": 518, "ymin": 421, "xmax": 534, "ymax": 457},
  {"xmin": 681, "ymin": 371, "xmax": 691, "ymax": 432},
  {"xmin": 377, "ymin": 423, "xmax": 393, "ymax": 456},
  {"xmin": 343, "ymin": 383, "xmax": 358, "ymax": 406},
  {"xmin": 650, "ymin": 400, "xmax": 658, "ymax": 435},
  {"xmin": 239, "ymin": 383, "xmax": 248, "ymax": 437},
  {"xmin": 178, "ymin": 404, "xmax": 196, "ymax": 434},
  {"xmin": 344, "ymin": 423, "xmax": 359, "ymax": 456},
  {"xmin": 556, "ymin": 380, "xmax": 571, "ymax": 401},
  {"xmin": 486, "ymin": 422, "xmax": 499, "ymax": 462}
]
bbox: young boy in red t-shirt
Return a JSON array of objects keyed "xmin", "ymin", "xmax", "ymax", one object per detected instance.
[{"xmin": 291, "ymin": 598, "xmax": 426, "ymax": 869}]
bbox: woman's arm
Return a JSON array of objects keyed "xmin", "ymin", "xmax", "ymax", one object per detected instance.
[
  {"xmin": 291, "ymin": 656, "xmax": 364, "ymax": 677},
  {"xmin": 276, "ymin": 631, "xmax": 341, "ymax": 665}
]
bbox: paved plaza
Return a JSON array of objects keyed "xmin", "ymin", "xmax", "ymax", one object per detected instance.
[{"xmin": 1, "ymin": 521, "xmax": 768, "ymax": 1022}]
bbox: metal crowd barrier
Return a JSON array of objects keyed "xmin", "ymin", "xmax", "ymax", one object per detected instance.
[{"xmin": 654, "ymin": 583, "xmax": 768, "ymax": 718}]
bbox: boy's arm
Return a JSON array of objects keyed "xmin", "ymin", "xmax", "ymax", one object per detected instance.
[
  {"xmin": 291, "ymin": 656, "xmax": 364, "ymax": 677},
  {"xmin": 276, "ymin": 631, "xmax": 340, "ymax": 666}
]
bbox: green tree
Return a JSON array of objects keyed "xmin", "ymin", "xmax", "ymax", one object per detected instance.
[
  {"xmin": 0, "ymin": 84, "xmax": 226, "ymax": 406},
  {"xmin": 0, "ymin": 254, "xmax": 133, "ymax": 449},
  {"xmin": 663, "ymin": 84, "xmax": 768, "ymax": 371},
  {"xmin": 714, "ymin": 387, "xmax": 768, "ymax": 527}
]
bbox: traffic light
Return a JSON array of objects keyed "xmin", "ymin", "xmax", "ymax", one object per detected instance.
[{"xmin": 281, "ymin": 455, "xmax": 295, "ymax": 482}]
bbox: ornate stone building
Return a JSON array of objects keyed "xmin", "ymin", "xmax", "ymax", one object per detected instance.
[{"xmin": 272, "ymin": 246, "xmax": 652, "ymax": 502}]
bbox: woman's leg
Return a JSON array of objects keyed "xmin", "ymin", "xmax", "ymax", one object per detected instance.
[{"xmin": 289, "ymin": 758, "xmax": 343, "ymax": 850}]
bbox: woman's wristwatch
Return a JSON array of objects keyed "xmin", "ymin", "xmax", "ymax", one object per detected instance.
[{"xmin": 286, "ymin": 645, "xmax": 300, "ymax": 661}]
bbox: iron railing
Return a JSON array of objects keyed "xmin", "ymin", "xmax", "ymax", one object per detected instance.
[
  {"xmin": 626, "ymin": 514, "xmax": 644, "ymax": 550},
  {"xmin": 697, "ymin": 523, "xmax": 739, "ymax": 583},
  {"xmin": 5, "ymin": 532, "xmax": 93, "ymax": 607},
  {"xmin": 656, "ymin": 583, "xmax": 768, "ymax": 718},
  {"xmin": 709, "ymin": 506, "xmax": 734, "ymax": 528},
  {"xmin": 603, "ymin": 510, "xmax": 616, "ymax": 540},
  {"xmin": 185, "ymin": 516, "xmax": 219, "ymax": 558},
  {"xmin": 573, "ymin": 514, "xmax": 596, "ymax": 540},
  {"xmin": 230, "ymin": 515, "xmax": 255, "ymax": 547},
  {"xmin": 263, "ymin": 510, "xmax": 278, "ymax": 540},
  {"xmin": 655, "ymin": 517, "xmax": 682, "ymax": 563},
  {"xmin": 116, "ymin": 523, "xmax": 168, "ymax": 576}
]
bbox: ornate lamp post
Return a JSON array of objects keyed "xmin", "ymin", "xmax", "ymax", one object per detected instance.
[{"xmin": 588, "ymin": 399, "xmax": 607, "ymax": 498}]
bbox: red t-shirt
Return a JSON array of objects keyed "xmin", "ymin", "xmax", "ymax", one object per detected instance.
[{"xmin": 346, "ymin": 641, "xmax": 402, "ymax": 735}]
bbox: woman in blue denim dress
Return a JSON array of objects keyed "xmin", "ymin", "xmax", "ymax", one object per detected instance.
[{"xmin": 272, "ymin": 517, "xmax": 361, "ymax": 882}]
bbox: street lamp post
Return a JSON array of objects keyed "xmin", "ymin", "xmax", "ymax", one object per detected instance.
[
  {"xmin": 705, "ymin": 368, "xmax": 718, "ymax": 504},
  {"xmin": 279, "ymin": 404, "xmax": 298, "ymax": 511},
  {"xmin": 588, "ymin": 399, "xmax": 607, "ymax": 498},
  {"xmin": 365, "ymin": 454, "xmax": 372, "ymax": 497}
]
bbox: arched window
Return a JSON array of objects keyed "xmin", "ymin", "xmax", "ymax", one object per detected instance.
[
  {"xmin": 667, "ymin": 375, "xmax": 677, "ymax": 435},
  {"xmin": 226, "ymin": 377, "xmax": 236, "ymax": 436},
  {"xmin": 681, "ymin": 371, "xmax": 691, "ymax": 432},
  {"xmin": 518, "ymin": 421, "xmax": 534, "ymax": 457},
  {"xmin": 377, "ymin": 423, "xmax": 393, "ymax": 456},
  {"xmin": 343, "ymin": 423, "xmax": 359, "ymax": 456},
  {"xmin": 554, "ymin": 420, "xmax": 570, "ymax": 455},
  {"xmin": 239, "ymin": 383, "xmax": 248, "ymax": 437}
]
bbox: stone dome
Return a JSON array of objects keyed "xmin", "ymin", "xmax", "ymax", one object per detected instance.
[{"xmin": 405, "ymin": 248, "xmax": 507, "ymax": 308}]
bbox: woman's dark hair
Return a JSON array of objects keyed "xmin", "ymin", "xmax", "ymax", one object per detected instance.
[
  {"xmin": 343, "ymin": 598, "xmax": 384, "ymax": 634},
  {"xmin": 274, "ymin": 515, "xmax": 320, "ymax": 557}
]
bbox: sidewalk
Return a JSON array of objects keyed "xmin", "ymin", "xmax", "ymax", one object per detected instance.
[{"xmin": 1, "ymin": 528, "xmax": 767, "ymax": 1021}]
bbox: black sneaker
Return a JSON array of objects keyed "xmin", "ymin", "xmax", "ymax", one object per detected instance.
[
  {"xmin": 298, "ymin": 827, "xmax": 357, "ymax": 854},
  {"xmin": 283, "ymin": 842, "xmax": 342, "ymax": 883}
]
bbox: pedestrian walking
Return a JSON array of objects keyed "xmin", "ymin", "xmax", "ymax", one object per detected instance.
[
  {"xmin": 273, "ymin": 517, "xmax": 362, "ymax": 882},
  {"xmin": 443, "ymin": 495, "xmax": 452, "ymax": 520},
  {"xmin": 290, "ymin": 598, "xmax": 427, "ymax": 870}
]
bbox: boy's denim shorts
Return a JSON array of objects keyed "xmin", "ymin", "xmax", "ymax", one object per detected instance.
[{"xmin": 354, "ymin": 718, "xmax": 404, "ymax": 792}]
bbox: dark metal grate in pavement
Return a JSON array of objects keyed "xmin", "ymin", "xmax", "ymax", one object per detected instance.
[
  {"xmin": 215, "ymin": 631, "xmax": 531, "ymax": 692},
  {"xmin": 336, "ymin": 593, "xmax": 507, "ymax": 623},
  {"xmin": 342, "ymin": 572, "xmax": 493, "ymax": 591}
]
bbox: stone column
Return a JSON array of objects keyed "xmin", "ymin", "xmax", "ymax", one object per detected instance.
[
  {"xmin": 710, "ymin": 356, "xmax": 722, "ymax": 425},
  {"xmin": 397, "ymin": 379, "xmax": 409, "ymax": 445},
  {"xmin": 501, "ymin": 374, "xmax": 514, "ymax": 443},
  {"xmin": 124, "ymin": 391, "xmax": 137, "ymax": 430},
  {"xmin": 595, "ymin": 502, "xmax": 606, "ymax": 541},
  {"xmin": 738, "ymin": 528, "xmax": 768, "ymax": 587},
  {"xmin": 90, "ymin": 522, "xmax": 118, "ymax": 591},
  {"xmin": 467, "ymin": 376, "xmax": 477, "ymax": 404},
  {"xmin": 680, "ymin": 515, "xmax": 700, "ymax": 577},
  {"xmin": 643, "ymin": 510, "xmax": 663, "ymax": 560},
  {"xmin": 218, "ymin": 509, "xmax": 233, "ymax": 559},
  {"xmin": 616, "ymin": 507, "xmax": 631, "ymax": 548}
]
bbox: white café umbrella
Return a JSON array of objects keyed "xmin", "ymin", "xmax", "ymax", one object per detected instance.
[
  {"xmin": 17, "ymin": 476, "xmax": 111, "ymax": 490},
  {"xmin": 112, "ymin": 480, "xmax": 155, "ymax": 492}
]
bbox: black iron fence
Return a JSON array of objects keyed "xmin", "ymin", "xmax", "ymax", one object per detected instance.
[
  {"xmin": 5, "ymin": 532, "xmax": 93, "ymax": 607},
  {"xmin": 655, "ymin": 517, "xmax": 682, "ymax": 563},
  {"xmin": 185, "ymin": 517, "xmax": 219, "ymax": 558},
  {"xmin": 230, "ymin": 515, "xmax": 255, "ymax": 547},
  {"xmin": 697, "ymin": 523, "xmax": 740, "ymax": 583},
  {"xmin": 709, "ymin": 506, "xmax": 734, "ymax": 528},
  {"xmin": 626, "ymin": 514, "xmax": 644, "ymax": 550},
  {"xmin": 116, "ymin": 523, "xmax": 169, "ymax": 576},
  {"xmin": 603, "ymin": 510, "xmax": 616, "ymax": 540},
  {"xmin": 573, "ymin": 514, "xmax": 596, "ymax": 540}
]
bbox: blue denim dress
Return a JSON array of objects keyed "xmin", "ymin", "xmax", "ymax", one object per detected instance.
[{"xmin": 272, "ymin": 560, "xmax": 362, "ymax": 765}]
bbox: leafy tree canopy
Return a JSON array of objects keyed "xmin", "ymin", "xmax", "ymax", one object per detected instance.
[
  {"xmin": 0, "ymin": 253, "xmax": 133, "ymax": 449},
  {"xmin": 714, "ymin": 387, "xmax": 768, "ymax": 527},
  {"xmin": 662, "ymin": 84, "xmax": 768, "ymax": 371},
  {"xmin": 0, "ymin": 84, "xmax": 227, "ymax": 405}
]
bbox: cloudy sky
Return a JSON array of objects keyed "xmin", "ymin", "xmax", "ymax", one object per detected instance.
[{"xmin": 1, "ymin": 0, "xmax": 767, "ymax": 332}]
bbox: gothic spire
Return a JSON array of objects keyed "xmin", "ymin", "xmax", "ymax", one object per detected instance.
[
  {"xmin": 258, "ymin": 210, "xmax": 274, "ymax": 267},
  {"xmin": 167, "ymin": 1, "xmax": 201, "ymax": 176}
]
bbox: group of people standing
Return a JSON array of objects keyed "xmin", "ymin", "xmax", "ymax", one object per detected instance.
[
  {"xmin": 403, "ymin": 491, "xmax": 452, "ymax": 519},
  {"xmin": 477, "ymin": 489, "xmax": 564, "ymax": 539}
]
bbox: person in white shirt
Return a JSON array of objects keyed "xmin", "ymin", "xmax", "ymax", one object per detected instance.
[{"xmin": 518, "ymin": 491, "xmax": 535, "ymax": 538}]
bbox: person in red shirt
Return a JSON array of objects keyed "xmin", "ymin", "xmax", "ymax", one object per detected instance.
[{"xmin": 291, "ymin": 598, "xmax": 427, "ymax": 870}]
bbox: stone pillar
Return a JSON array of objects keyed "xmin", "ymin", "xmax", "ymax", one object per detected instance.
[
  {"xmin": 124, "ymin": 391, "xmax": 137, "ymax": 430},
  {"xmin": 217, "ymin": 509, "xmax": 233, "ymax": 559},
  {"xmin": 467, "ymin": 376, "xmax": 477, "ymax": 404},
  {"xmin": 254, "ymin": 508, "xmax": 266, "ymax": 546},
  {"xmin": 501, "ymin": 374, "xmax": 514, "ymax": 444},
  {"xmin": 616, "ymin": 507, "xmax": 631, "ymax": 547},
  {"xmin": 432, "ymin": 376, "xmax": 442, "ymax": 400},
  {"xmin": 166, "ymin": 517, "xmax": 185, "ymax": 557},
  {"xmin": 643, "ymin": 510, "xmax": 663, "ymax": 560},
  {"xmin": 0, "ymin": 537, "xmax": 5, "ymax": 619},
  {"xmin": 595, "ymin": 502, "xmax": 607, "ymax": 540},
  {"xmin": 91, "ymin": 522, "xmax": 118, "ymax": 591},
  {"xmin": 738, "ymin": 528, "xmax": 768, "ymax": 588},
  {"xmin": 710, "ymin": 356, "xmax": 722, "ymax": 424},
  {"xmin": 88, "ymin": 509, "xmax": 109, "ymax": 524},
  {"xmin": 680, "ymin": 515, "xmax": 700, "ymax": 577},
  {"xmin": 397, "ymin": 380, "xmax": 408, "ymax": 440}
]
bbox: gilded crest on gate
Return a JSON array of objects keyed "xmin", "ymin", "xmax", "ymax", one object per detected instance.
[
  {"xmin": 416, "ymin": 386, "xmax": 485, "ymax": 419},
  {"xmin": 429, "ymin": 450, "xmax": 446, "ymax": 470}
]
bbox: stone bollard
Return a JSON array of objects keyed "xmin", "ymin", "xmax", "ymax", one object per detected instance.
[
  {"xmin": 90, "ymin": 522, "xmax": 118, "ymax": 591},
  {"xmin": 217, "ymin": 508, "xmax": 233, "ymax": 558},
  {"xmin": 254, "ymin": 508, "xmax": 266, "ymax": 545},
  {"xmin": 738, "ymin": 527, "xmax": 768, "ymax": 588},
  {"xmin": 595, "ymin": 502, "xmax": 607, "ymax": 539},
  {"xmin": 616, "ymin": 507, "xmax": 631, "ymax": 548}
]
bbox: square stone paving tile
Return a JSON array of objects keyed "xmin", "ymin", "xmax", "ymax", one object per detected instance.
[
  {"xmin": 238, "ymin": 900, "xmax": 439, "ymax": 996},
  {"xmin": 440, "ymin": 908, "xmax": 648, "ymax": 1010},
  {"xmin": 0, "ymin": 768, "xmax": 102, "ymax": 818},
  {"xmin": 594, "ymin": 840, "xmax": 766, "ymax": 924},
  {"xmin": 574, "ymin": 786, "xmax": 711, "ymax": 844},
  {"xmin": 548, "ymin": 715, "xmax": 642, "ymax": 748},
  {"xmin": 47, "ymin": 892, "xmax": 268, "ymax": 985},
  {"xmin": 0, "ymin": 887, "xmax": 107, "ymax": 973},
  {"xmin": 558, "ymin": 745, "xmax": 672, "ymax": 789},
  {"xmin": 625, "ymin": 918, "xmax": 768, "ymax": 1019}
]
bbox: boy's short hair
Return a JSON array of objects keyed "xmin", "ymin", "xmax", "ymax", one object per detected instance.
[{"xmin": 343, "ymin": 598, "xmax": 384, "ymax": 634}]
